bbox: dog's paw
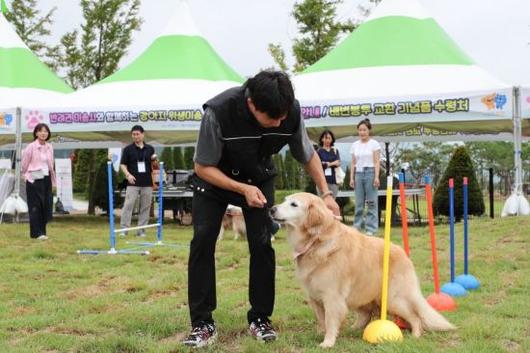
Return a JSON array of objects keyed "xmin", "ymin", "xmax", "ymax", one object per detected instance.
[{"xmin": 319, "ymin": 340, "xmax": 335, "ymax": 348}]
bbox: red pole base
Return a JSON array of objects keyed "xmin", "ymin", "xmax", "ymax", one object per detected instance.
[
  {"xmin": 394, "ymin": 315, "xmax": 410, "ymax": 330},
  {"xmin": 427, "ymin": 292, "xmax": 457, "ymax": 312}
]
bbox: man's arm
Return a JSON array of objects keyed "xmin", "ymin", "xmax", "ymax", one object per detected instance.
[
  {"xmin": 194, "ymin": 163, "xmax": 267, "ymax": 208},
  {"xmin": 120, "ymin": 164, "xmax": 135, "ymax": 185},
  {"xmin": 304, "ymin": 151, "xmax": 340, "ymax": 216}
]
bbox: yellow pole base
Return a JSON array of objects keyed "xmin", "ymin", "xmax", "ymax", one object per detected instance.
[{"xmin": 362, "ymin": 319, "xmax": 403, "ymax": 344}]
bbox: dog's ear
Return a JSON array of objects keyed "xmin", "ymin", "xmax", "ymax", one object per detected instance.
[{"xmin": 305, "ymin": 200, "xmax": 325, "ymax": 231}]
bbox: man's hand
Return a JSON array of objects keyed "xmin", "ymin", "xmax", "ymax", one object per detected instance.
[
  {"xmin": 373, "ymin": 177, "xmax": 380, "ymax": 188},
  {"xmin": 323, "ymin": 194, "xmax": 340, "ymax": 216},
  {"xmin": 241, "ymin": 184, "xmax": 267, "ymax": 208},
  {"xmin": 349, "ymin": 178, "xmax": 355, "ymax": 189},
  {"xmin": 127, "ymin": 174, "xmax": 136, "ymax": 185}
]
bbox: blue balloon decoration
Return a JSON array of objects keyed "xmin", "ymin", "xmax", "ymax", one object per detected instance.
[{"xmin": 4, "ymin": 114, "xmax": 13, "ymax": 125}]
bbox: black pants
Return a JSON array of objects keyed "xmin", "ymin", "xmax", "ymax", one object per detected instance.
[
  {"xmin": 188, "ymin": 175, "xmax": 275, "ymax": 327},
  {"xmin": 26, "ymin": 176, "xmax": 52, "ymax": 238}
]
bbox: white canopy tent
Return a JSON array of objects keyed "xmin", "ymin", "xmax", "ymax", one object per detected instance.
[
  {"xmin": 293, "ymin": 0, "xmax": 527, "ymax": 216},
  {"xmin": 293, "ymin": 0, "xmax": 513, "ymax": 142},
  {"xmin": 0, "ymin": 11, "xmax": 72, "ymax": 216},
  {"xmin": 14, "ymin": 0, "xmax": 243, "ymax": 146}
]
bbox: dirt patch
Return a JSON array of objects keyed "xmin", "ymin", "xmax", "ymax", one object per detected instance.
[
  {"xmin": 502, "ymin": 339, "xmax": 520, "ymax": 352},
  {"xmin": 159, "ymin": 332, "xmax": 187, "ymax": 345},
  {"xmin": 61, "ymin": 276, "xmax": 128, "ymax": 299},
  {"xmin": 45, "ymin": 326, "xmax": 91, "ymax": 336}
]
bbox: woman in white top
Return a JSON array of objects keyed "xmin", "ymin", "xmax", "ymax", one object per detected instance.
[{"xmin": 349, "ymin": 119, "xmax": 381, "ymax": 235}]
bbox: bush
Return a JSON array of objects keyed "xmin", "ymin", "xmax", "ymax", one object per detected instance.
[
  {"xmin": 433, "ymin": 146, "xmax": 485, "ymax": 220},
  {"xmin": 93, "ymin": 160, "xmax": 122, "ymax": 214}
]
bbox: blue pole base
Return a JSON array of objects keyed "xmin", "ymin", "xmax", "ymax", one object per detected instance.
[
  {"xmin": 441, "ymin": 282, "xmax": 468, "ymax": 297},
  {"xmin": 455, "ymin": 274, "xmax": 480, "ymax": 290},
  {"xmin": 77, "ymin": 249, "xmax": 150, "ymax": 255}
]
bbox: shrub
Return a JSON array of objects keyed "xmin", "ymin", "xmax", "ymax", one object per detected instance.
[{"xmin": 433, "ymin": 146, "xmax": 485, "ymax": 220}]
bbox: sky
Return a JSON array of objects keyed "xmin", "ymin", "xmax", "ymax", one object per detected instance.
[{"xmin": 33, "ymin": 0, "xmax": 530, "ymax": 84}]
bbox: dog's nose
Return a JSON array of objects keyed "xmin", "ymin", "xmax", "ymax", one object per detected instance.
[{"xmin": 270, "ymin": 206, "xmax": 277, "ymax": 216}]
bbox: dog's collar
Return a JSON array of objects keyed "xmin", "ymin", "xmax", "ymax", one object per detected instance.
[{"xmin": 293, "ymin": 235, "xmax": 320, "ymax": 261}]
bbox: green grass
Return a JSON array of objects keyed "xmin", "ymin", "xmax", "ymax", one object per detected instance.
[{"xmin": 0, "ymin": 214, "xmax": 528, "ymax": 353}]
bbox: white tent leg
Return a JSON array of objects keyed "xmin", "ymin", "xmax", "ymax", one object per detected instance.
[
  {"xmin": 502, "ymin": 87, "xmax": 530, "ymax": 216},
  {"xmin": 0, "ymin": 108, "xmax": 28, "ymax": 221}
]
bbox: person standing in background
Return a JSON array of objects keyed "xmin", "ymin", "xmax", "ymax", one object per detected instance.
[
  {"xmin": 120, "ymin": 125, "xmax": 157, "ymax": 237},
  {"xmin": 349, "ymin": 119, "xmax": 381, "ymax": 235},
  {"xmin": 316, "ymin": 129, "xmax": 341, "ymax": 199},
  {"xmin": 21, "ymin": 123, "xmax": 56, "ymax": 240}
]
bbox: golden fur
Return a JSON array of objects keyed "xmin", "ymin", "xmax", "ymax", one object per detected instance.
[
  {"xmin": 218, "ymin": 205, "xmax": 246, "ymax": 241},
  {"xmin": 271, "ymin": 192, "xmax": 455, "ymax": 348}
]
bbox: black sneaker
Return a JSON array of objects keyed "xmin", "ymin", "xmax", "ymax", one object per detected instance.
[
  {"xmin": 249, "ymin": 318, "xmax": 277, "ymax": 342},
  {"xmin": 182, "ymin": 322, "xmax": 217, "ymax": 348}
]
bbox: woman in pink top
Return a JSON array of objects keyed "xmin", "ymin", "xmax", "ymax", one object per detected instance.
[{"xmin": 21, "ymin": 123, "xmax": 56, "ymax": 240}]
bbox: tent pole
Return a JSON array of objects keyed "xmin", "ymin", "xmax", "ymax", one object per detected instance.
[
  {"xmin": 502, "ymin": 86, "xmax": 529, "ymax": 216},
  {"xmin": 14, "ymin": 107, "xmax": 22, "ymax": 196},
  {"xmin": 513, "ymin": 87, "xmax": 522, "ymax": 194},
  {"xmin": 385, "ymin": 142, "xmax": 390, "ymax": 177}
]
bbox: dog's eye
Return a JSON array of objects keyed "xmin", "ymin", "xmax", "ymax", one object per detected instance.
[{"xmin": 290, "ymin": 202, "xmax": 298, "ymax": 207}]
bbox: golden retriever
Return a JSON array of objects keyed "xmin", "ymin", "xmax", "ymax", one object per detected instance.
[
  {"xmin": 218, "ymin": 205, "xmax": 246, "ymax": 241},
  {"xmin": 270, "ymin": 192, "xmax": 455, "ymax": 348}
]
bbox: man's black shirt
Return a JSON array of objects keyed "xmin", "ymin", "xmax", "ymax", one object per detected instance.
[{"xmin": 120, "ymin": 143, "xmax": 155, "ymax": 187}]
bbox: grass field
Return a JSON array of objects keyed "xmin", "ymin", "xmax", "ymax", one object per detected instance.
[{"xmin": 0, "ymin": 214, "xmax": 528, "ymax": 353}]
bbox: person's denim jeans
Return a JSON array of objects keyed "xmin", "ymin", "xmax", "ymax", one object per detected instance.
[{"xmin": 353, "ymin": 168, "xmax": 378, "ymax": 234}]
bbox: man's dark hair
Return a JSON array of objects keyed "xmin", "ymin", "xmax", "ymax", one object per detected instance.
[
  {"xmin": 33, "ymin": 123, "xmax": 51, "ymax": 141},
  {"xmin": 131, "ymin": 125, "xmax": 144, "ymax": 133},
  {"xmin": 319, "ymin": 129, "xmax": 336, "ymax": 147},
  {"xmin": 245, "ymin": 70, "xmax": 295, "ymax": 119}
]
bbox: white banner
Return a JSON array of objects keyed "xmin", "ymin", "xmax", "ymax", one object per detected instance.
[
  {"xmin": 18, "ymin": 104, "xmax": 202, "ymax": 134},
  {"xmin": 55, "ymin": 158, "xmax": 74, "ymax": 211},
  {"xmin": 0, "ymin": 158, "xmax": 11, "ymax": 169}
]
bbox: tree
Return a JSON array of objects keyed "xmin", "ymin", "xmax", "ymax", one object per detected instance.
[
  {"xmin": 466, "ymin": 142, "xmax": 515, "ymax": 195},
  {"xmin": 92, "ymin": 157, "xmax": 122, "ymax": 214},
  {"xmin": 433, "ymin": 146, "xmax": 485, "ymax": 220},
  {"xmin": 269, "ymin": 0, "xmax": 355, "ymax": 72},
  {"xmin": 73, "ymin": 149, "xmax": 91, "ymax": 193},
  {"xmin": 58, "ymin": 0, "xmax": 142, "ymax": 89},
  {"xmin": 173, "ymin": 147, "xmax": 185, "ymax": 169},
  {"xmin": 160, "ymin": 147, "xmax": 174, "ymax": 170},
  {"xmin": 183, "ymin": 147, "xmax": 195, "ymax": 170},
  {"xmin": 59, "ymin": 0, "xmax": 142, "ymax": 214},
  {"xmin": 395, "ymin": 142, "xmax": 455, "ymax": 187},
  {"xmin": 267, "ymin": 43, "xmax": 289, "ymax": 72},
  {"xmin": 4, "ymin": 0, "xmax": 60, "ymax": 71},
  {"xmin": 273, "ymin": 154, "xmax": 285, "ymax": 189}
]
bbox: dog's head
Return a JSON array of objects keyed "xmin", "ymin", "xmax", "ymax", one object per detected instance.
[{"xmin": 270, "ymin": 192, "xmax": 334, "ymax": 236}]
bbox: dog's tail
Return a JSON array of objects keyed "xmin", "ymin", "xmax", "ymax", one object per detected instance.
[{"xmin": 415, "ymin": 294, "xmax": 456, "ymax": 332}]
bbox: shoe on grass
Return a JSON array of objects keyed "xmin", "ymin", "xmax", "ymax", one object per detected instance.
[
  {"xmin": 182, "ymin": 322, "xmax": 217, "ymax": 348},
  {"xmin": 249, "ymin": 318, "xmax": 277, "ymax": 342}
]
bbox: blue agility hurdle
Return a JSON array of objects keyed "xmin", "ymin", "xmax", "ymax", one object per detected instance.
[
  {"xmin": 77, "ymin": 161, "xmax": 150, "ymax": 255},
  {"xmin": 126, "ymin": 162, "xmax": 187, "ymax": 249}
]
